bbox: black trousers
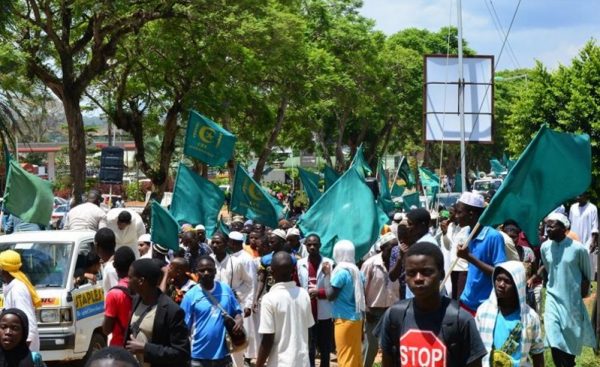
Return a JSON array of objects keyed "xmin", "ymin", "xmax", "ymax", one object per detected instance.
[
  {"xmin": 550, "ymin": 347, "xmax": 576, "ymax": 367},
  {"xmin": 309, "ymin": 318, "xmax": 334, "ymax": 367}
]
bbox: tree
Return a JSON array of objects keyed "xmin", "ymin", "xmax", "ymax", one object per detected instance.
[
  {"xmin": 2, "ymin": 1, "xmax": 181, "ymax": 203},
  {"xmin": 505, "ymin": 41, "xmax": 600, "ymax": 199}
]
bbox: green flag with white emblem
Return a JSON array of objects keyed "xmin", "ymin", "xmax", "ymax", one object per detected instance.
[
  {"xmin": 183, "ymin": 110, "xmax": 237, "ymax": 166},
  {"xmin": 230, "ymin": 164, "xmax": 283, "ymax": 228}
]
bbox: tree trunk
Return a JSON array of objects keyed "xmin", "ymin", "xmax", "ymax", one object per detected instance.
[
  {"xmin": 253, "ymin": 96, "xmax": 288, "ymax": 182},
  {"xmin": 315, "ymin": 130, "xmax": 334, "ymax": 168},
  {"xmin": 153, "ymin": 100, "xmax": 182, "ymax": 199},
  {"xmin": 375, "ymin": 118, "xmax": 396, "ymax": 162},
  {"xmin": 334, "ymin": 110, "xmax": 349, "ymax": 171},
  {"xmin": 62, "ymin": 94, "xmax": 86, "ymax": 205}
]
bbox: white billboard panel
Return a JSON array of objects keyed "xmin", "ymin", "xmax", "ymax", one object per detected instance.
[{"xmin": 424, "ymin": 55, "xmax": 494, "ymax": 143}]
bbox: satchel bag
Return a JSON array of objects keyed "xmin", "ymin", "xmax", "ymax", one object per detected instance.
[{"xmin": 202, "ymin": 287, "xmax": 248, "ymax": 353}]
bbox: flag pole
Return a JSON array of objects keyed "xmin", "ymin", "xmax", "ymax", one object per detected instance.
[
  {"xmin": 440, "ymin": 222, "xmax": 481, "ymax": 291},
  {"xmin": 457, "ymin": 0, "xmax": 467, "ymax": 193},
  {"xmin": 390, "ymin": 156, "xmax": 402, "ymax": 195}
]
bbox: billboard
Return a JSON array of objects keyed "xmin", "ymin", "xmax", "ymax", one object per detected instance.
[{"xmin": 423, "ymin": 55, "xmax": 494, "ymax": 143}]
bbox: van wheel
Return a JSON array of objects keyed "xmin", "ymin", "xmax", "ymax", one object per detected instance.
[{"xmin": 79, "ymin": 332, "xmax": 106, "ymax": 366}]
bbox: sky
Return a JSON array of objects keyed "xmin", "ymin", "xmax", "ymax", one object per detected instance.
[{"xmin": 359, "ymin": 0, "xmax": 600, "ymax": 71}]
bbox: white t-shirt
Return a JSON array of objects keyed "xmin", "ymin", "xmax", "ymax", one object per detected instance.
[
  {"xmin": 63, "ymin": 202, "xmax": 106, "ymax": 231},
  {"xmin": 259, "ymin": 281, "xmax": 314, "ymax": 367},
  {"xmin": 3, "ymin": 279, "xmax": 40, "ymax": 352},
  {"xmin": 99, "ymin": 209, "xmax": 146, "ymax": 258},
  {"xmin": 102, "ymin": 259, "xmax": 119, "ymax": 294}
]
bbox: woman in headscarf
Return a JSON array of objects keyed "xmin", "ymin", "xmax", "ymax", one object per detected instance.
[
  {"xmin": 0, "ymin": 308, "xmax": 39, "ymax": 367},
  {"xmin": 322, "ymin": 240, "xmax": 365, "ymax": 367}
]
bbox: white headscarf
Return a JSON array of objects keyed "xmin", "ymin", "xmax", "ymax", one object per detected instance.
[{"xmin": 331, "ymin": 240, "xmax": 366, "ymax": 314}]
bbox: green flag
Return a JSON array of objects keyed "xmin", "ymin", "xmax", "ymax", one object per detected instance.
[
  {"xmin": 479, "ymin": 125, "xmax": 591, "ymax": 245},
  {"xmin": 183, "ymin": 110, "xmax": 237, "ymax": 166},
  {"xmin": 218, "ymin": 217, "xmax": 230, "ymax": 235},
  {"xmin": 170, "ymin": 163, "xmax": 225, "ymax": 237},
  {"xmin": 3, "ymin": 160, "xmax": 53, "ymax": 225},
  {"xmin": 298, "ymin": 167, "xmax": 388, "ymax": 261},
  {"xmin": 454, "ymin": 170, "xmax": 462, "ymax": 193},
  {"xmin": 377, "ymin": 161, "xmax": 395, "ymax": 214},
  {"xmin": 395, "ymin": 157, "xmax": 416, "ymax": 189},
  {"xmin": 419, "ymin": 166, "xmax": 440, "ymax": 188},
  {"xmin": 350, "ymin": 145, "xmax": 373, "ymax": 178},
  {"xmin": 323, "ymin": 165, "xmax": 341, "ymax": 190},
  {"xmin": 151, "ymin": 200, "xmax": 180, "ymax": 251},
  {"xmin": 298, "ymin": 167, "xmax": 321, "ymax": 207},
  {"xmin": 489, "ymin": 159, "xmax": 507, "ymax": 175},
  {"xmin": 230, "ymin": 164, "xmax": 283, "ymax": 228},
  {"xmin": 390, "ymin": 184, "xmax": 405, "ymax": 197},
  {"xmin": 402, "ymin": 192, "xmax": 421, "ymax": 211}
]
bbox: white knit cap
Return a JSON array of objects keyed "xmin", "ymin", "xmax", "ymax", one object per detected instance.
[
  {"xmin": 272, "ymin": 229, "xmax": 287, "ymax": 240},
  {"xmin": 546, "ymin": 212, "xmax": 570, "ymax": 229},
  {"xmin": 195, "ymin": 224, "xmax": 206, "ymax": 231},
  {"xmin": 286, "ymin": 227, "xmax": 300, "ymax": 238},
  {"xmin": 229, "ymin": 231, "xmax": 244, "ymax": 241},
  {"xmin": 138, "ymin": 234, "xmax": 151, "ymax": 243},
  {"xmin": 458, "ymin": 192, "xmax": 485, "ymax": 208}
]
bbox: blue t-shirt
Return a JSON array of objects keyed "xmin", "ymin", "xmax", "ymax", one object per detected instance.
[
  {"xmin": 460, "ymin": 226, "xmax": 506, "ymax": 310},
  {"xmin": 330, "ymin": 268, "xmax": 362, "ymax": 321},
  {"xmin": 493, "ymin": 309, "xmax": 522, "ymax": 366},
  {"xmin": 180, "ymin": 282, "xmax": 242, "ymax": 360}
]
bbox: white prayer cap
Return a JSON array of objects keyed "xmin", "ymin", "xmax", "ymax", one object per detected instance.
[
  {"xmin": 374, "ymin": 232, "xmax": 397, "ymax": 252},
  {"xmin": 272, "ymin": 228, "xmax": 287, "ymax": 240},
  {"xmin": 195, "ymin": 224, "xmax": 206, "ymax": 231},
  {"xmin": 138, "ymin": 234, "xmax": 151, "ymax": 243},
  {"xmin": 229, "ymin": 231, "xmax": 244, "ymax": 242},
  {"xmin": 393, "ymin": 213, "xmax": 403, "ymax": 221},
  {"xmin": 458, "ymin": 192, "xmax": 485, "ymax": 208},
  {"xmin": 286, "ymin": 227, "xmax": 300, "ymax": 238},
  {"xmin": 546, "ymin": 212, "xmax": 570, "ymax": 228}
]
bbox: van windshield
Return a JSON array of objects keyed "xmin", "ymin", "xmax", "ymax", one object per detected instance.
[{"xmin": 0, "ymin": 242, "xmax": 74, "ymax": 289}]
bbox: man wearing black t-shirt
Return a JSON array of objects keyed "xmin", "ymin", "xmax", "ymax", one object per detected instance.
[{"xmin": 379, "ymin": 242, "xmax": 486, "ymax": 367}]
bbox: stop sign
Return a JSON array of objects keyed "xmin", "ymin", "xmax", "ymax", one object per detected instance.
[{"xmin": 399, "ymin": 329, "xmax": 447, "ymax": 367}]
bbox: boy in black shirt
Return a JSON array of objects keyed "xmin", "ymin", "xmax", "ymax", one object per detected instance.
[{"xmin": 379, "ymin": 242, "xmax": 486, "ymax": 367}]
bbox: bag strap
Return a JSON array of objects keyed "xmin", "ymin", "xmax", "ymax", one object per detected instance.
[
  {"xmin": 201, "ymin": 285, "xmax": 231, "ymax": 319},
  {"xmin": 389, "ymin": 299, "xmax": 411, "ymax": 367},
  {"xmin": 130, "ymin": 302, "xmax": 155, "ymax": 337}
]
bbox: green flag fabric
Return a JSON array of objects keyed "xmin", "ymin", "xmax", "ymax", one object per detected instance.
[
  {"xmin": 218, "ymin": 217, "xmax": 231, "ymax": 235},
  {"xmin": 479, "ymin": 125, "xmax": 591, "ymax": 245},
  {"xmin": 390, "ymin": 184, "xmax": 406, "ymax": 197},
  {"xmin": 402, "ymin": 192, "xmax": 421, "ymax": 211},
  {"xmin": 298, "ymin": 167, "xmax": 321, "ymax": 207},
  {"xmin": 454, "ymin": 170, "xmax": 462, "ymax": 193},
  {"xmin": 230, "ymin": 164, "xmax": 282, "ymax": 228},
  {"xmin": 395, "ymin": 157, "xmax": 416, "ymax": 189},
  {"xmin": 183, "ymin": 110, "xmax": 237, "ymax": 166},
  {"xmin": 151, "ymin": 200, "xmax": 180, "ymax": 251},
  {"xmin": 419, "ymin": 166, "xmax": 440, "ymax": 188},
  {"xmin": 489, "ymin": 159, "xmax": 507, "ymax": 175},
  {"xmin": 3, "ymin": 160, "xmax": 53, "ymax": 225},
  {"xmin": 323, "ymin": 165, "xmax": 341, "ymax": 190},
  {"xmin": 170, "ymin": 164, "xmax": 225, "ymax": 237},
  {"xmin": 298, "ymin": 167, "xmax": 388, "ymax": 261},
  {"xmin": 377, "ymin": 161, "xmax": 395, "ymax": 214},
  {"xmin": 350, "ymin": 145, "xmax": 373, "ymax": 178}
]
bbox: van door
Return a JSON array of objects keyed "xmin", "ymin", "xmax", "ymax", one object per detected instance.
[{"xmin": 71, "ymin": 240, "xmax": 105, "ymax": 354}]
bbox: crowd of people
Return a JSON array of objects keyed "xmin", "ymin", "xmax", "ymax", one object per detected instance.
[{"xmin": 0, "ymin": 188, "xmax": 598, "ymax": 367}]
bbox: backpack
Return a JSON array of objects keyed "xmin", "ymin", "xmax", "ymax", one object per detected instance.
[{"xmin": 384, "ymin": 297, "xmax": 461, "ymax": 367}]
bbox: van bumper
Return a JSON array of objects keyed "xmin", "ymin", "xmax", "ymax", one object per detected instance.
[{"xmin": 40, "ymin": 332, "xmax": 76, "ymax": 350}]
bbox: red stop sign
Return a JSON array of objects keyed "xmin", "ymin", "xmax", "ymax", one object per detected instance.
[{"xmin": 399, "ymin": 329, "xmax": 447, "ymax": 367}]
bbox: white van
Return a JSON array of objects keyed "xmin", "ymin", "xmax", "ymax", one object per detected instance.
[{"xmin": 0, "ymin": 231, "xmax": 106, "ymax": 364}]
